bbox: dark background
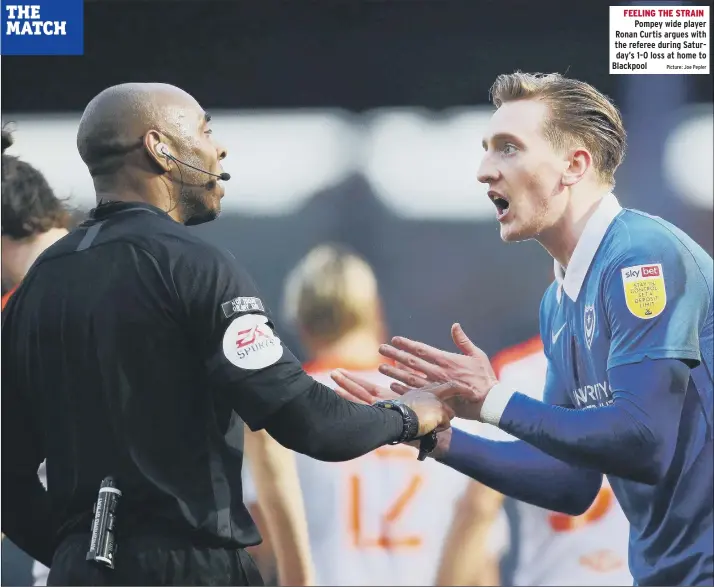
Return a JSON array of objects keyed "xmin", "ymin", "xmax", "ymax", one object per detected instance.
[{"xmin": 5, "ymin": 0, "xmax": 622, "ymax": 112}]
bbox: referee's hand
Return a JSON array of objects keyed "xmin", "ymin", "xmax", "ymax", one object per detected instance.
[
  {"xmin": 400, "ymin": 385, "xmax": 457, "ymax": 437},
  {"xmin": 331, "ymin": 370, "xmax": 456, "ymax": 437}
]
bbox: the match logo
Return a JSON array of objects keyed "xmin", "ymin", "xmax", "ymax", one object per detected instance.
[
  {"xmin": 621, "ymin": 263, "xmax": 667, "ymax": 319},
  {"xmin": 1, "ymin": 1, "xmax": 83, "ymax": 55}
]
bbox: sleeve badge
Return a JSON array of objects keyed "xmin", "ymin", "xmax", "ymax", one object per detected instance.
[{"xmin": 621, "ymin": 264, "xmax": 667, "ymax": 319}]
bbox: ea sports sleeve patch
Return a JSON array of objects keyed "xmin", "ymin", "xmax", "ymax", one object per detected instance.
[{"xmin": 222, "ymin": 313, "xmax": 284, "ymax": 370}]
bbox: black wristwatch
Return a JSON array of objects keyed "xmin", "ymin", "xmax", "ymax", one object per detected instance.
[
  {"xmin": 373, "ymin": 399, "xmax": 438, "ymax": 461},
  {"xmin": 374, "ymin": 399, "xmax": 419, "ymax": 443}
]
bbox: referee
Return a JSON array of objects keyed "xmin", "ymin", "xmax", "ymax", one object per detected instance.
[{"xmin": 1, "ymin": 83, "xmax": 453, "ymax": 586}]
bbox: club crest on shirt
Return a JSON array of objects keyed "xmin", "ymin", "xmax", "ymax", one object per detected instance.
[
  {"xmin": 621, "ymin": 263, "xmax": 667, "ymax": 320},
  {"xmin": 584, "ymin": 304, "xmax": 596, "ymax": 349},
  {"xmin": 221, "ymin": 296, "xmax": 265, "ymax": 319},
  {"xmin": 222, "ymin": 313, "xmax": 283, "ymax": 370}
]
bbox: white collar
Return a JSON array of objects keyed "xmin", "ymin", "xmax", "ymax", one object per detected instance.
[{"xmin": 554, "ymin": 192, "xmax": 622, "ymax": 301}]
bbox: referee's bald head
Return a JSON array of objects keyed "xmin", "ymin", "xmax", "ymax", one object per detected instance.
[
  {"xmin": 77, "ymin": 83, "xmax": 199, "ymax": 177},
  {"xmin": 77, "ymin": 82, "xmax": 228, "ymax": 225}
]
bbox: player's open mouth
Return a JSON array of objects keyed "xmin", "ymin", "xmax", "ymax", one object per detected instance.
[{"xmin": 488, "ymin": 191, "xmax": 510, "ymax": 221}]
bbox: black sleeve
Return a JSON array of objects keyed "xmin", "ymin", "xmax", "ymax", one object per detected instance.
[
  {"xmin": 263, "ymin": 379, "xmax": 405, "ymax": 461},
  {"xmin": 1, "ymin": 322, "xmax": 54, "ymax": 566},
  {"xmin": 172, "ymin": 244, "xmax": 330, "ymax": 430}
]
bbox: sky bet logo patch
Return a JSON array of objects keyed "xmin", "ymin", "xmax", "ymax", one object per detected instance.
[
  {"xmin": 1, "ymin": 1, "xmax": 83, "ymax": 55},
  {"xmin": 621, "ymin": 263, "xmax": 667, "ymax": 319},
  {"xmin": 623, "ymin": 265, "xmax": 661, "ymax": 280}
]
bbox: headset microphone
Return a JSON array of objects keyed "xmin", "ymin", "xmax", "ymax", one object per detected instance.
[{"xmin": 158, "ymin": 145, "xmax": 231, "ymax": 181}]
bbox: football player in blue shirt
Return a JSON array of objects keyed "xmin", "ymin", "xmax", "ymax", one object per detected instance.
[{"xmin": 331, "ymin": 72, "xmax": 713, "ymax": 586}]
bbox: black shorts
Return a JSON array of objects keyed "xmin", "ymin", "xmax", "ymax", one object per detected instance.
[{"xmin": 47, "ymin": 532, "xmax": 264, "ymax": 586}]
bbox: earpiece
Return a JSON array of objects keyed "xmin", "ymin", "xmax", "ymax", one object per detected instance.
[
  {"xmin": 156, "ymin": 143, "xmax": 171, "ymax": 158},
  {"xmin": 153, "ymin": 143, "xmax": 231, "ymax": 182}
]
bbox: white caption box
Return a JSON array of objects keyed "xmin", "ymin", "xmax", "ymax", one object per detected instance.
[{"xmin": 610, "ymin": 6, "xmax": 710, "ymax": 74}]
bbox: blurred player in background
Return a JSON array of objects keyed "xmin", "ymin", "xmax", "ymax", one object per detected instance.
[
  {"xmin": 241, "ymin": 427, "xmax": 316, "ymax": 586},
  {"xmin": 1, "ymin": 127, "xmax": 73, "ymax": 586},
  {"xmin": 273, "ymin": 243, "xmax": 504, "ymax": 586},
  {"xmin": 441, "ymin": 335, "xmax": 632, "ymax": 586},
  {"xmin": 1, "ymin": 128, "xmax": 72, "ymax": 309}
]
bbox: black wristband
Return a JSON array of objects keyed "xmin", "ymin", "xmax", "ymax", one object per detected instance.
[{"xmin": 373, "ymin": 400, "xmax": 420, "ymax": 444}]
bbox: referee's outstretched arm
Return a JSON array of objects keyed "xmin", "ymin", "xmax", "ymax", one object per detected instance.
[{"xmin": 184, "ymin": 246, "xmax": 452, "ymax": 461}]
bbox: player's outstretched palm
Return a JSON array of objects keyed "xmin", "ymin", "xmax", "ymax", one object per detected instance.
[{"xmin": 376, "ymin": 323, "xmax": 499, "ymax": 420}]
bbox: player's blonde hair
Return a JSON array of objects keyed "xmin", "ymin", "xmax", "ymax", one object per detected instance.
[
  {"xmin": 489, "ymin": 72, "xmax": 627, "ymax": 186},
  {"xmin": 283, "ymin": 243, "xmax": 381, "ymax": 345}
]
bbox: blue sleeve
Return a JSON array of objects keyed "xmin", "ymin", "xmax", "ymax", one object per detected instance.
[
  {"xmin": 439, "ymin": 431, "xmax": 602, "ymax": 516},
  {"xmin": 439, "ymin": 356, "xmax": 601, "ymax": 516},
  {"xmin": 604, "ymin": 238, "xmax": 708, "ymax": 370},
  {"xmin": 499, "ymin": 358, "xmax": 689, "ymax": 484}
]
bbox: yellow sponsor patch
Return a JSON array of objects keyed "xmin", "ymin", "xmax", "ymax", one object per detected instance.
[{"xmin": 621, "ymin": 263, "xmax": 667, "ymax": 319}]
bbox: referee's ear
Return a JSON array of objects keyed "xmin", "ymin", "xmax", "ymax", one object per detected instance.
[{"xmin": 144, "ymin": 130, "xmax": 172, "ymax": 173}]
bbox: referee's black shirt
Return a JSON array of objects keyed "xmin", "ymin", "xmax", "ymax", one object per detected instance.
[{"xmin": 2, "ymin": 201, "xmax": 325, "ymax": 561}]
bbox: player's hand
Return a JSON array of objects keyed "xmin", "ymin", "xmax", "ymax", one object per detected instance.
[
  {"xmin": 331, "ymin": 369, "xmax": 457, "ymax": 437},
  {"xmin": 377, "ymin": 323, "xmax": 498, "ymax": 420}
]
